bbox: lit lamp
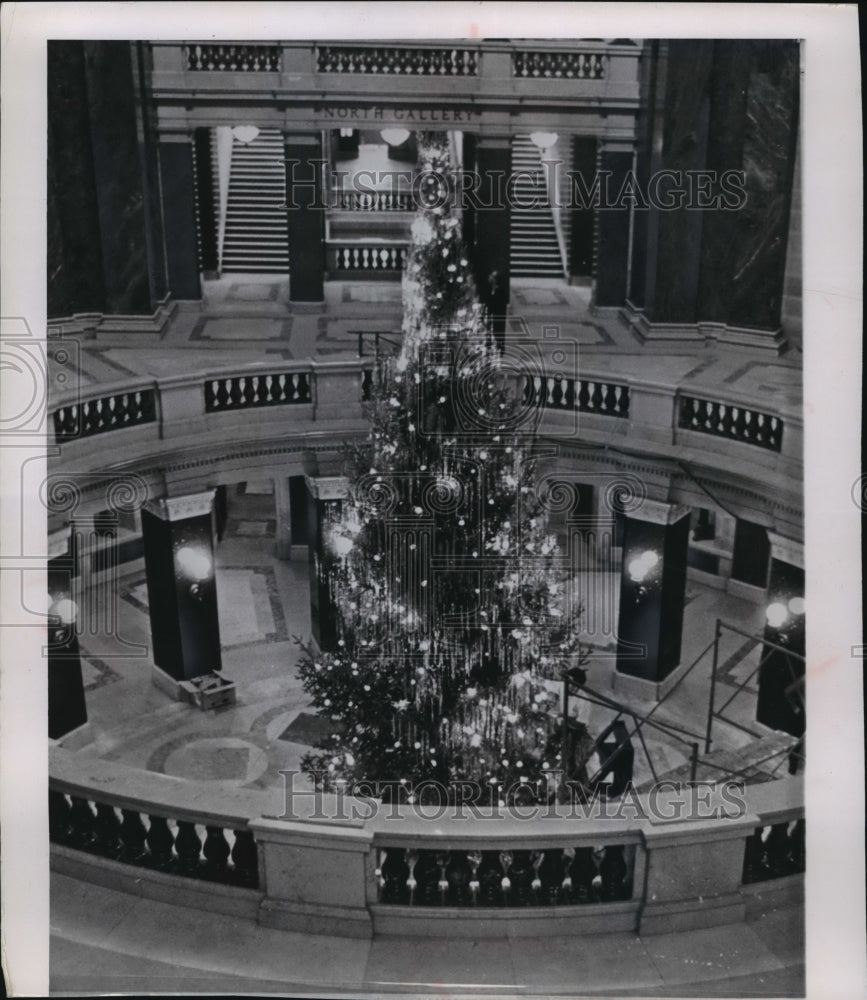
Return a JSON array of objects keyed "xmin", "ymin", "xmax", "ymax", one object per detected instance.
[
  {"xmin": 231, "ymin": 125, "xmax": 260, "ymax": 145},
  {"xmin": 175, "ymin": 545, "xmax": 213, "ymax": 601},
  {"xmin": 529, "ymin": 131, "xmax": 559, "ymax": 150},
  {"xmin": 626, "ymin": 549, "xmax": 660, "ymax": 602},
  {"xmin": 380, "ymin": 128, "xmax": 411, "ymax": 147}
]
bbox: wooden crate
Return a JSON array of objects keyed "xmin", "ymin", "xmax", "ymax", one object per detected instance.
[{"xmin": 179, "ymin": 672, "xmax": 237, "ymax": 711}]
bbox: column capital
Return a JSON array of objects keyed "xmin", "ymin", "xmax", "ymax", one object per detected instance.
[
  {"xmin": 767, "ymin": 532, "xmax": 804, "ymax": 569},
  {"xmin": 626, "ymin": 498, "xmax": 690, "ymax": 526},
  {"xmin": 145, "ymin": 489, "xmax": 215, "ymax": 523}
]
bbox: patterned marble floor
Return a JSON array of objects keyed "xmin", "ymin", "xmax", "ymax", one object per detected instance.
[{"xmin": 71, "ymin": 482, "xmax": 773, "ymax": 794}]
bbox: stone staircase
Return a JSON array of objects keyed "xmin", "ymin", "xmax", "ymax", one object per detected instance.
[
  {"xmin": 509, "ymin": 134, "xmax": 565, "ymax": 278},
  {"xmin": 221, "ymin": 128, "xmax": 288, "ymax": 274}
]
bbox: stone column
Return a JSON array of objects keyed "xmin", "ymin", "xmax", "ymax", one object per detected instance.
[
  {"xmin": 756, "ymin": 534, "xmax": 805, "ymax": 737},
  {"xmin": 284, "ymin": 132, "xmax": 326, "ymax": 302},
  {"xmin": 141, "ymin": 490, "xmax": 221, "ymax": 692},
  {"xmin": 627, "ymin": 39, "xmax": 799, "ymax": 350},
  {"xmin": 615, "ymin": 499, "xmax": 691, "ymax": 696},
  {"xmin": 158, "ymin": 134, "xmax": 202, "ymax": 300},
  {"xmin": 470, "ymin": 135, "xmax": 511, "ymax": 344},
  {"xmin": 305, "ymin": 476, "xmax": 349, "ymax": 652}
]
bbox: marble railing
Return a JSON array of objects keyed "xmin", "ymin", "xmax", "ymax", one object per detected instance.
[
  {"xmin": 49, "ymin": 746, "xmax": 263, "ymax": 890},
  {"xmin": 316, "ymin": 45, "xmax": 479, "ymax": 76},
  {"xmin": 375, "ymin": 843, "xmax": 635, "ymax": 908},
  {"xmin": 46, "ymin": 360, "xmax": 802, "ymax": 504},
  {"xmin": 49, "ymin": 743, "xmax": 803, "ymax": 939},
  {"xmin": 678, "ymin": 395, "xmax": 784, "ymax": 453},
  {"xmin": 334, "ymin": 191, "xmax": 414, "ymax": 212},
  {"xmin": 149, "ymin": 41, "xmax": 641, "ymax": 128},
  {"xmin": 327, "ymin": 244, "xmax": 408, "ymax": 274}
]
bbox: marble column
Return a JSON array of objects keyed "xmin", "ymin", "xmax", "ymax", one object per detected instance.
[
  {"xmin": 756, "ymin": 535, "xmax": 805, "ymax": 737},
  {"xmin": 305, "ymin": 476, "xmax": 349, "ymax": 652},
  {"xmin": 141, "ymin": 490, "xmax": 221, "ymax": 686},
  {"xmin": 616, "ymin": 500, "xmax": 691, "ymax": 690},
  {"xmin": 627, "ymin": 40, "xmax": 799, "ymax": 348},
  {"xmin": 470, "ymin": 136, "xmax": 511, "ymax": 344},
  {"xmin": 284, "ymin": 133, "xmax": 326, "ymax": 302},
  {"xmin": 158, "ymin": 135, "xmax": 202, "ymax": 300}
]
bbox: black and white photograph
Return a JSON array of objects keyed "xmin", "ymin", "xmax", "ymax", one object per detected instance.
[{"xmin": 0, "ymin": 3, "xmax": 863, "ymax": 997}]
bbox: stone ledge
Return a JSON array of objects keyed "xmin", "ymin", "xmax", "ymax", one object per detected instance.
[{"xmin": 50, "ymin": 844, "xmax": 263, "ymax": 921}]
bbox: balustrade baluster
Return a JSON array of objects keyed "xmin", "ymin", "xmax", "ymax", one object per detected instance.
[
  {"xmin": 203, "ymin": 826, "xmax": 231, "ymax": 880},
  {"xmin": 68, "ymin": 796, "xmax": 97, "ymax": 849},
  {"xmin": 145, "ymin": 814, "xmax": 175, "ymax": 871},
  {"xmin": 49, "ymin": 790, "xmax": 72, "ymax": 843},
  {"xmin": 577, "ymin": 379, "xmax": 590, "ymax": 410},
  {"xmin": 228, "ymin": 377, "xmax": 243, "ymax": 408},
  {"xmin": 175, "ymin": 821, "xmax": 203, "ymax": 876},
  {"xmin": 231, "ymin": 829, "xmax": 259, "ymax": 888},
  {"xmin": 94, "ymin": 802, "xmax": 123, "ymax": 858},
  {"xmin": 119, "ymin": 808, "xmax": 148, "ymax": 861},
  {"xmin": 590, "ymin": 381, "xmax": 604, "ymax": 411},
  {"xmin": 216, "ymin": 378, "xmax": 231, "ymax": 410}
]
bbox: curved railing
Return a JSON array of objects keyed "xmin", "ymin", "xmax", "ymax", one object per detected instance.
[
  {"xmin": 46, "ymin": 359, "xmax": 802, "ymax": 529},
  {"xmin": 49, "ymin": 743, "xmax": 803, "ymax": 939}
]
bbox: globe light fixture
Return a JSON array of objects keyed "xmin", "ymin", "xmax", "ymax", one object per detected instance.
[
  {"xmin": 231, "ymin": 125, "xmax": 260, "ymax": 145},
  {"xmin": 787, "ymin": 597, "xmax": 806, "ymax": 617},
  {"xmin": 765, "ymin": 602, "xmax": 789, "ymax": 629},
  {"xmin": 176, "ymin": 546, "xmax": 213, "ymax": 600},
  {"xmin": 529, "ymin": 131, "xmax": 559, "ymax": 150},
  {"xmin": 48, "ymin": 598, "xmax": 78, "ymax": 625},
  {"xmin": 627, "ymin": 549, "xmax": 659, "ymax": 584},
  {"xmin": 380, "ymin": 128, "xmax": 411, "ymax": 147}
]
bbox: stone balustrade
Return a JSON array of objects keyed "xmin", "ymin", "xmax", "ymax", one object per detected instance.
[
  {"xmin": 149, "ymin": 41, "xmax": 641, "ymax": 135},
  {"xmin": 46, "ymin": 360, "xmax": 802, "ymax": 522},
  {"xmin": 49, "ymin": 743, "xmax": 803, "ymax": 940}
]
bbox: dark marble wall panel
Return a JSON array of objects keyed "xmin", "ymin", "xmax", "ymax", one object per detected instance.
[
  {"xmin": 647, "ymin": 40, "xmax": 714, "ymax": 324},
  {"xmin": 627, "ymin": 40, "xmax": 662, "ymax": 309},
  {"xmin": 727, "ymin": 41, "xmax": 800, "ymax": 330},
  {"xmin": 285, "ymin": 134, "xmax": 325, "ymax": 302},
  {"xmin": 47, "ymin": 42, "xmax": 106, "ymax": 317},
  {"xmin": 159, "ymin": 141, "xmax": 202, "ymax": 300},
  {"xmin": 471, "ymin": 141, "xmax": 511, "ymax": 326},
  {"xmin": 594, "ymin": 150, "xmax": 633, "ymax": 307},
  {"xmin": 83, "ymin": 42, "xmax": 151, "ymax": 315},
  {"xmin": 696, "ymin": 42, "xmax": 752, "ymax": 324},
  {"xmin": 569, "ymin": 136, "xmax": 596, "ymax": 279},
  {"xmin": 131, "ymin": 41, "xmax": 169, "ymax": 304}
]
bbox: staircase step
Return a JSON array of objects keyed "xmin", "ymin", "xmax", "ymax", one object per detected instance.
[{"xmin": 509, "ymin": 134, "xmax": 564, "ymax": 278}]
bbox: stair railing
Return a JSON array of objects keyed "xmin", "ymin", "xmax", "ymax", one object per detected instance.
[{"xmin": 539, "ymin": 146, "xmax": 570, "ymax": 280}]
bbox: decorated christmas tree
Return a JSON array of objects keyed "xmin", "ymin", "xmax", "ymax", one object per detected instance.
[{"xmin": 298, "ymin": 133, "xmax": 591, "ymax": 800}]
